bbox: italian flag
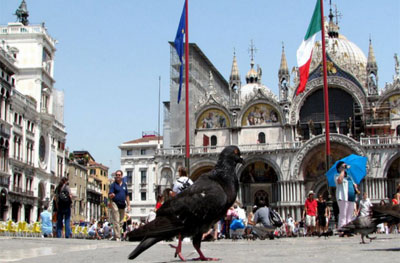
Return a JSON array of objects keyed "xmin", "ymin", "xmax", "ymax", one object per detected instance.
[{"xmin": 296, "ymin": 0, "xmax": 322, "ymax": 95}]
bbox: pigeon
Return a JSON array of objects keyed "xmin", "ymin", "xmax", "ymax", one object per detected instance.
[
  {"xmin": 340, "ymin": 204, "xmax": 400, "ymax": 244},
  {"xmin": 126, "ymin": 145, "xmax": 244, "ymax": 261},
  {"xmin": 340, "ymin": 215, "xmax": 379, "ymax": 244}
]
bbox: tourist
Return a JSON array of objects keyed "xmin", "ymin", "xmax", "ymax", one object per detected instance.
[
  {"xmin": 55, "ymin": 177, "xmax": 72, "ymax": 238},
  {"xmin": 40, "ymin": 205, "xmax": 52, "ymax": 237},
  {"xmin": 109, "ymin": 170, "xmax": 130, "ymax": 241},
  {"xmin": 172, "ymin": 167, "xmax": 193, "ymax": 196},
  {"xmin": 304, "ymin": 191, "xmax": 317, "ymax": 236},
  {"xmin": 357, "ymin": 192, "xmax": 372, "ymax": 217},
  {"xmin": 317, "ymin": 195, "xmax": 330, "ymax": 234},
  {"xmin": 335, "ymin": 161, "xmax": 357, "ymax": 229}
]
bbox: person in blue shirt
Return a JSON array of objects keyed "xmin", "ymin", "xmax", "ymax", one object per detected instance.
[
  {"xmin": 40, "ymin": 205, "xmax": 52, "ymax": 237},
  {"xmin": 109, "ymin": 170, "xmax": 130, "ymax": 241}
]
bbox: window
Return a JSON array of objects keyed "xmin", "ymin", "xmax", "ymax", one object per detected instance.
[
  {"xmin": 90, "ymin": 169, "xmax": 95, "ymax": 175},
  {"xmin": 210, "ymin": 136, "xmax": 217, "ymax": 149},
  {"xmin": 126, "ymin": 170, "xmax": 133, "ymax": 184},
  {"xmin": 258, "ymin": 132, "xmax": 266, "ymax": 144},
  {"xmin": 140, "ymin": 149, "xmax": 146, "ymax": 155},
  {"xmin": 141, "ymin": 192, "xmax": 146, "ymax": 201},
  {"xmin": 127, "ymin": 150, "xmax": 132, "ymax": 156},
  {"xmin": 128, "ymin": 192, "xmax": 132, "ymax": 200},
  {"xmin": 140, "ymin": 170, "xmax": 147, "ymax": 184}
]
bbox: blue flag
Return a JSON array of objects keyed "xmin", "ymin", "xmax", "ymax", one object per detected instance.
[{"xmin": 174, "ymin": 2, "xmax": 186, "ymax": 104}]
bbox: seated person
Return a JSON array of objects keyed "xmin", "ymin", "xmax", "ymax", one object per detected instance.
[
  {"xmin": 88, "ymin": 221, "xmax": 103, "ymax": 240},
  {"xmin": 40, "ymin": 205, "xmax": 53, "ymax": 237}
]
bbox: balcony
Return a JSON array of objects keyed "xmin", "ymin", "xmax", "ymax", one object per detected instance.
[
  {"xmin": 140, "ymin": 183, "xmax": 147, "ymax": 189},
  {"xmin": 360, "ymin": 136, "xmax": 400, "ymax": 146},
  {"xmin": 156, "ymin": 141, "xmax": 303, "ymax": 156},
  {"xmin": 12, "ymin": 186, "xmax": 22, "ymax": 193},
  {"xmin": 25, "ymin": 190, "xmax": 34, "ymax": 196}
]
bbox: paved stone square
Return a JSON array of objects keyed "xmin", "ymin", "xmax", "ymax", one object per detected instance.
[{"xmin": 0, "ymin": 234, "xmax": 399, "ymax": 263}]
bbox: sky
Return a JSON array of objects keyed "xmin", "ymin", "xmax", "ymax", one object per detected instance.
[{"xmin": 0, "ymin": 0, "xmax": 399, "ymax": 174}]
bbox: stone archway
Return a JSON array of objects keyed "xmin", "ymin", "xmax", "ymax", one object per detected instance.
[
  {"xmin": 386, "ymin": 154, "xmax": 400, "ymax": 198},
  {"xmin": 191, "ymin": 165, "xmax": 214, "ymax": 181},
  {"xmin": 36, "ymin": 182, "xmax": 46, "ymax": 221},
  {"xmin": 239, "ymin": 160, "xmax": 279, "ymax": 208},
  {"xmin": 301, "ymin": 142, "xmax": 354, "ymax": 195}
]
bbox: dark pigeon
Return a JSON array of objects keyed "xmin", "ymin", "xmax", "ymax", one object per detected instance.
[
  {"xmin": 340, "ymin": 204, "xmax": 400, "ymax": 244},
  {"xmin": 126, "ymin": 145, "xmax": 244, "ymax": 261}
]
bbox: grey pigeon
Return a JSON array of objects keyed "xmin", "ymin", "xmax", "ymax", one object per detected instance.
[
  {"xmin": 126, "ymin": 145, "xmax": 244, "ymax": 261},
  {"xmin": 340, "ymin": 204, "xmax": 400, "ymax": 244}
]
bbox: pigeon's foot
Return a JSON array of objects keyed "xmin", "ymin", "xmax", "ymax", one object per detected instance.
[
  {"xmin": 169, "ymin": 235, "xmax": 186, "ymax": 261},
  {"xmin": 169, "ymin": 244, "xmax": 186, "ymax": 261},
  {"xmin": 367, "ymin": 235, "xmax": 377, "ymax": 242}
]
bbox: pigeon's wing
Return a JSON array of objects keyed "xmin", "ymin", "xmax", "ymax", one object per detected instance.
[
  {"xmin": 127, "ymin": 214, "xmax": 184, "ymax": 241},
  {"xmin": 128, "ymin": 176, "xmax": 228, "ymax": 241},
  {"xmin": 158, "ymin": 176, "xmax": 229, "ymax": 232}
]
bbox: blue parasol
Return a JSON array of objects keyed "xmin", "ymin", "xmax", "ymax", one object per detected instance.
[{"xmin": 326, "ymin": 154, "xmax": 368, "ymax": 187}]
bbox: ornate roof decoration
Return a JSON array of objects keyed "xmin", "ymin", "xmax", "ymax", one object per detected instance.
[
  {"xmin": 229, "ymin": 50, "xmax": 240, "ymax": 83},
  {"xmin": 15, "ymin": 0, "xmax": 29, "ymax": 26},
  {"xmin": 309, "ymin": 26, "xmax": 367, "ymax": 90},
  {"xmin": 279, "ymin": 43, "xmax": 289, "ymax": 76}
]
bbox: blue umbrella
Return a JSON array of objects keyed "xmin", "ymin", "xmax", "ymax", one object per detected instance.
[{"xmin": 326, "ymin": 154, "xmax": 368, "ymax": 187}]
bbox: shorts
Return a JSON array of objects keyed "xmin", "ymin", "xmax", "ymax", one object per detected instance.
[
  {"xmin": 318, "ymin": 215, "xmax": 326, "ymax": 227},
  {"xmin": 306, "ymin": 215, "xmax": 316, "ymax": 227}
]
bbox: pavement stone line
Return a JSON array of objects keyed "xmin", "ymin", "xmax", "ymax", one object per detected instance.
[{"xmin": 0, "ymin": 235, "xmax": 399, "ymax": 263}]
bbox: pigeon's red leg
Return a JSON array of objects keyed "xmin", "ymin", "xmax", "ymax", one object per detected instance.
[
  {"xmin": 192, "ymin": 234, "xmax": 219, "ymax": 261},
  {"xmin": 169, "ymin": 234, "xmax": 186, "ymax": 261}
]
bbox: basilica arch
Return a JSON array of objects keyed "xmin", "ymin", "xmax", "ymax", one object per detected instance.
[
  {"xmin": 190, "ymin": 160, "xmax": 216, "ymax": 181},
  {"xmin": 237, "ymin": 156, "xmax": 280, "ymax": 208},
  {"xmin": 292, "ymin": 134, "xmax": 366, "ymax": 182},
  {"xmin": 290, "ymin": 76, "xmax": 367, "ymax": 125},
  {"xmin": 384, "ymin": 152, "xmax": 400, "ymax": 198}
]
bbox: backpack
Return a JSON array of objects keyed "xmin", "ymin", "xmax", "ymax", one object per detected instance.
[
  {"xmin": 177, "ymin": 177, "xmax": 192, "ymax": 192},
  {"xmin": 58, "ymin": 186, "xmax": 71, "ymax": 206},
  {"xmin": 269, "ymin": 209, "xmax": 283, "ymax": 227}
]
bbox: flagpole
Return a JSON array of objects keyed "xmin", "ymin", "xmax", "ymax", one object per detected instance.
[
  {"xmin": 320, "ymin": 0, "xmax": 335, "ymax": 228},
  {"xmin": 184, "ymin": 0, "xmax": 190, "ymax": 174},
  {"xmin": 320, "ymin": 0, "xmax": 331, "ymax": 171}
]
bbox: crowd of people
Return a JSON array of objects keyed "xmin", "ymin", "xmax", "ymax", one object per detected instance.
[{"xmin": 41, "ymin": 164, "xmax": 399, "ymax": 241}]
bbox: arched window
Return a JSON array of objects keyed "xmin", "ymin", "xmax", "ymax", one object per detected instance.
[
  {"xmin": 397, "ymin": 125, "xmax": 400, "ymax": 136},
  {"xmin": 258, "ymin": 132, "xmax": 266, "ymax": 144},
  {"xmin": 210, "ymin": 135, "xmax": 217, "ymax": 149}
]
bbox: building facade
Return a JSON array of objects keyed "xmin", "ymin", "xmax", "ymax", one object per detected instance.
[
  {"xmin": 151, "ymin": 15, "xmax": 400, "ymax": 222},
  {"xmin": 0, "ymin": 1, "xmax": 67, "ymax": 223},
  {"xmin": 66, "ymin": 158, "xmax": 87, "ymax": 223},
  {"xmin": 119, "ymin": 133, "xmax": 162, "ymax": 222},
  {"xmin": 72, "ymin": 150, "xmax": 108, "ymax": 221}
]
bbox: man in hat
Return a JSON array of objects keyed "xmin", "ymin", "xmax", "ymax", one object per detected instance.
[{"xmin": 303, "ymin": 190, "xmax": 317, "ymax": 236}]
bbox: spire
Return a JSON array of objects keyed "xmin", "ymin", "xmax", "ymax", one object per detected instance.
[
  {"xmin": 15, "ymin": 0, "xmax": 29, "ymax": 26},
  {"xmin": 229, "ymin": 49, "xmax": 240, "ymax": 83},
  {"xmin": 366, "ymin": 37, "xmax": 378, "ymax": 95},
  {"xmin": 246, "ymin": 40, "xmax": 258, "ymax": 84},
  {"xmin": 367, "ymin": 37, "xmax": 377, "ymax": 68},
  {"xmin": 279, "ymin": 43, "xmax": 290, "ymax": 102},
  {"xmin": 327, "ymin": 1, "xmax": 339, "ymax": 38},
  {"xmin": 279, "ymin": 43, "xmax": 289, "ymax": 75}
]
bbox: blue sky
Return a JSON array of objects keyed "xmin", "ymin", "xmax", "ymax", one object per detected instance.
[{"xmin": 0, "ymin": 0, "xmax": 399, "ymax": 174}]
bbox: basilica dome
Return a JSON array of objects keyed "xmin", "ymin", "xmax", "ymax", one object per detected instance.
[{"xmin": 310, "ymin": 31, "xmax": 367, "ymax": 86}]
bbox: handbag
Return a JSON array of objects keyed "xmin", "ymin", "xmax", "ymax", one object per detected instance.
[{"xmin": 269, "ymin": 209, "xmax": 283, "ymax": 227}]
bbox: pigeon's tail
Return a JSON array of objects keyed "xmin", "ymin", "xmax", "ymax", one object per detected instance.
[
  {"xmin": 127, "ymin": 216, "xmax": 183, "ymax": 241},
  {"xmin": 128, "ymin": 236, "xmax": 163, "ymax": 260}
]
